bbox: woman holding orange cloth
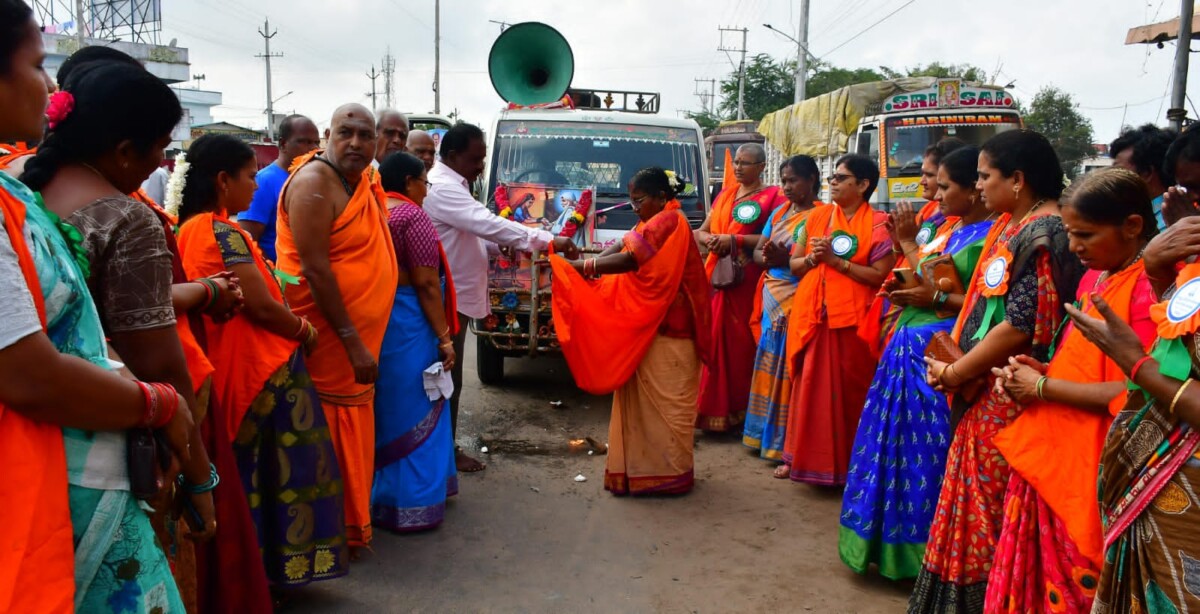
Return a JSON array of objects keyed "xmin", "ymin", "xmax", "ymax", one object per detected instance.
[
  {"xmin": 912, "ymin": 130, "xmax": 1084, "ymax": 613},
  {"xmin": 551, "ymin": 167, "xmax": 713, "ymax": 495},
  {"xmin": 174, "ymin": 134, "xmax": 348, "ymax": 588},
  {"xmin": 981, "ymin": 168, "xmax": 1158, "ymax": 612},
  {"xmin": 742, "ymin": 155, "xmax": 823, "ymax": 461},
  {"xmin": 694, "ymin": 144, "xmax": 787, "ymax": 432},
  {"xmin": 371, "ymin": 152, "xmax": 459, "ymax": 531},
  {"xmin": 779, "ymin": 153, "xmax": 894, "ymax": 485}
]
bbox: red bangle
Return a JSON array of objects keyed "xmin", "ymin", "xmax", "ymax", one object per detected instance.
[
  {"xmin": 151, "ymin": 383, "xmax": 178, "ymax": 429},
  {"xmin": 1129, "ymin": 355, "xmax": 1153, "ymax": 383}
]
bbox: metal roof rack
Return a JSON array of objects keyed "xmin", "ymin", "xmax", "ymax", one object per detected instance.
[{"xmin": 568, "ymin": 88, "xmax": 660, "ymax": 114}]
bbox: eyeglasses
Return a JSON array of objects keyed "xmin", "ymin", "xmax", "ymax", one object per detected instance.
[
  {"xmin": 630, "ymin": 195, "xmax": 648, "ymax": 205},
  {"xmin": 732, "ymin": 160, "xmax": 764, "ymax": 167},
  {"xmin": 828, "ymin": 173, "xmax": 857, "ymax": 184}
]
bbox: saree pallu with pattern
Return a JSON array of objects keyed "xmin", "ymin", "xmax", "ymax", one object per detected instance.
[{"xmin": 371, "ymin": 285, "xmax": 458, "ymax": 532}]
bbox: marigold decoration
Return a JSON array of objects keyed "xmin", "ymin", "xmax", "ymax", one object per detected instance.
[
  {"xmin": 163, "ymin": 152, "xmax": 190, "ymax": 217},
  {"xmin": 45, "ymin": 91, "xmax": 74, "ymax": 129},
  {"xmin": 493, "ymin": 184, "xmax": 513, "ymax": 218},
  {"xmin": 558, "ymin": 190, "xmax": 592, "ymax": 239}
]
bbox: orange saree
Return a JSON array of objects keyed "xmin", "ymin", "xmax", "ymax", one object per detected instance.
[{"xmin": 0, "ymin": 185, "xmax": 74, "ymax": 614}]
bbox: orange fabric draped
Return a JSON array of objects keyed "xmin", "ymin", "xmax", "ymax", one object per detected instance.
[
  {"xmin": 275, "ymin": 152, "xmax": 399, "ymax": 405},
  {"xmin": 384, "ymin": 191, "xmax": 459, "ymax": 336},
  {"xmin": 785, "ymin": 203, "xmax": 883, "ymax": 367},
  {"xmin": 129, "ymin": 189, "xmax": 216, "ymax": 394},
  {"xmin": 916, "ymin": 199, "xmax": 941, "ymax": 223},
  {"xmin": 704, "ymin": 184, "xmax": 786, "ymax": 278},
  {"xmin": 176, "ymin": 211, "xmax": 300, "ymax": 442},
  {"xmin": 950, "ymin": 213, "xmax": 1012, "ymax": 343},
  {"xmin": 0, "ymin": 188, "xmax": 75, "ymax": 614},
  {"xmin": 551, "ymin": 201, "xmax": 712, "ymax": 394},
  {"xmin": 748, "ymin": 203, "xmax": 825, "ymax": 342},
  {"xmin": 992, "ymin": 262, "xmax": 1150, "ymax": 567},
  {"xmin": 0, "ymin": 144, "xmax": 33, "ymax": 172}
]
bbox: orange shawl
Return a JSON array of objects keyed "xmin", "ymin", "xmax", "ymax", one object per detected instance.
[
  {"xmin": 993, "ymin": 261, "xmax": 1150, "ymax": 566},
  {"xmin": 0, "ymin": 187, "xmax": 74, "ymax": 613},
  {"xmin": 177, "ymin": 212, "xmax": 300, "ymax": 442},
  {"xmin": 275, "ymin": 152, "xmax": 399, "ymax": 405},
  {"xmin": 950, "ymin": 213, "xmax": 1012, "ymax": 343},
  {"xmin": 0, "ymin": 143, "xmax": 33, "ymax": 172},
  {"xmin": 704, "ymin": 183, "xmax": 786, "ymax": 278},
  {"xmin": 384, "ymin": 191, "xmax": 459, "ymax": 336},
  {"xmin": 749, "ymin": 202, "xmax": 825, "ymax": 342},
  {"xmin": 785, "ymin": 203, "xmax": 884, "ymax": 367},
  {"xmin": 550, "ymin": 201, "xmax": 713, "ymax": 394},
  {"xmin": 130, "ymin": 189, "xmax": 216, "ymax": 394}
]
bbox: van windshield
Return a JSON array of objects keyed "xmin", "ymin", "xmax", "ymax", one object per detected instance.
[
  {"xmin": 488, "ymin": 119, "xmax": 705, "ymax": 230},
  {"xmin": 884, "ymin": 112, "xmax": 1021, "ymax": 177}
]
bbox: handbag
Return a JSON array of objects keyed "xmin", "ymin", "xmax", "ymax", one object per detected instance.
[
  {"xmin": 924, "ymin": 331, "xmax": 985, "ymax": 406},
  {"xmin": 921, "ymin": 254, "xmax": 964, "ymax": 318},
  {"xmin": 711, "ymin": 253, "xmax": 744, "ymax": 289}
]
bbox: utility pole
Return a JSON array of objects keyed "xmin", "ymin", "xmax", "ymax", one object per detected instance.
[
  {"xmin": 382, "ymin": 48, "xmax": 396, "ymax": 109},
  {"xmin": 694, "ymin": 78, "xmax": 716, "ymax": 115},
  {"xmin": 74, "ymin": 0, "xmax": 85, "ymax": 46},
  {"xmin": 719, "ymin": 26, "xmax": 749, "ymax": 120},
  {"xmin": 366, "ymin": 65, "xmax": 380, "ymax": 112},
  {"xmin": 1170, "ymin": 0, "xmax": 1196, "ymax": 130},
  {"xmin": 433, "ymin": 0, "xmax": 441, "ymax": 114},
  {"xmin": 256, "ymin": 19, "xmax": 283, "ymax": 141},
  {"xmin": 796, "ymin": 0, "xmax": 810, "ymax": 104}
]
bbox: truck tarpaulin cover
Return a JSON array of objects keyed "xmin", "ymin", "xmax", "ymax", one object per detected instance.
[{"xmin": 758, "ymin": 77, "xmax": 936, "ymax": 158}]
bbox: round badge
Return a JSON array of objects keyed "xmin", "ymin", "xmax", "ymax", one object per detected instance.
[
  {"xmin": 791, "ymin": 220, "xmax": 806, "ymax": 244},
  {"xmin": 916, "ymin": 226, "xmax": 934, "ymax": 246},
  {"xmin": 983, "ymin": 257, "xmax": 1008, "ymax": 290},
  {"xmin": 831, "ymin": 234, "xmax": 855, "ymax": 257},
  {"xmin": 732, "ymin": 201, "xmax": 761, "ymax": 224},
  {"xmin": 1167, "ymin": 278, "xmax": 1200, "ymax": 323}
]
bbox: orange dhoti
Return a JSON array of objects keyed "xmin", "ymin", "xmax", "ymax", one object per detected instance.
[{"xmin": 275, "ymin": 154, "xmax": 399, "ymax": 546}]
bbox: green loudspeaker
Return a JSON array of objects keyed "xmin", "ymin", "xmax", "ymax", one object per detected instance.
[{"xmin": 488, "ymin": 22, "xmax": 574, "ymax": 106}]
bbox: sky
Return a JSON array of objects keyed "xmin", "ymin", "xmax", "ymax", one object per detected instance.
[{"xmin": 137, "ymin": 0, "xmax": 1193, "ymax": 143}]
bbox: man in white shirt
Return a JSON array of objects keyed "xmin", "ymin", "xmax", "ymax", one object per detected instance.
[{"xmin": 424, "ymin": 122, "xmax": 576, "ymax": 472}]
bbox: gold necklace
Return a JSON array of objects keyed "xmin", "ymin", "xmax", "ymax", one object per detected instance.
[{"xmin": 1014, "ymin": 199, "xmax": 1046, "ymax": 226}]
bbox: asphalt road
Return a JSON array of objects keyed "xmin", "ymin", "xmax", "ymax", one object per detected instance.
[{"xmin": 287, "ymin": 332, "xmax": 910, "ymax": 613}]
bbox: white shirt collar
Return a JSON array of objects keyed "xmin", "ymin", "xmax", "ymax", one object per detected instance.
[{"xmin": 431, "ymin": 160, "xmax": 468, "ymax": 187}]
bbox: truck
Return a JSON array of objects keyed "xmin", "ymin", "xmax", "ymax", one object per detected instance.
[
  {"xmin": 704, "ymin": 119, "xmax": 765, "ymax": 199},
  {"xmin": 758, "ymin": 77, "xmax": 1022, "ymax": 209},
  {"xmin": 473, "ymin": 89, "xmax": 711, "ymax": 384}
]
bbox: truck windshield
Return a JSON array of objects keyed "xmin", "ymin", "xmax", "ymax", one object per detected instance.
[
  {"xmin": 488, "ymin": 119, "xmax": 705, "ymax": 230},
  {"xmin": 884, "ymin": 112, "xmax": 1021, "ymax": 177}
]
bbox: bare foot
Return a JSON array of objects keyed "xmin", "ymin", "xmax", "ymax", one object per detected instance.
[
  {"xmin": 772, "ymin": 464, "xmax": 791, "ymax": 479},
  {"xmin": 456, "ymin": 448, "xmax": 487, "ymax": 472},
  {"xmin": 349, "ymin": 545, "xmax": 368, "ymax": 561}
]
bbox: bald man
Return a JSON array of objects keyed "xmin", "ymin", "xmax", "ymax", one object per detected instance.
[
  {"xmin": 275, "ymin": 103, "xmax": 399, "ymax": 553},
  {"xmin": 240, "ymin": 114, "xmax": 320, "ymax": 261},
  {"xmin": 374, "ymin": 109, "xmax": 409, "ymax": 166},
  {"xmin": 406, "ymin": 129, "xmax": 436, "ymax": 171}
]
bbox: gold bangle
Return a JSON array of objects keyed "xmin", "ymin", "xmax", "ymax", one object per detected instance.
[
  {"xmin": 935, "ymin": 363, "xmax": 949, "ymax": 383},
  {"xmin": 1170, "ymin": 379, "xmax": 1194, "ymax": 414},
  {"xmin": 841, "ymin": 259, "xmax": 851, "ymax": 273}
]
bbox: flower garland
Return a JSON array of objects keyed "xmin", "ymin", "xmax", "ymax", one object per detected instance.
[
  {"xmin": 163, "ymin": 152, "xmax": 190, "ymax": 218},
  {"xmin": 494, "ymin": 184, "xmax": 513, "ymax": 219},
  {"xmin": 557, "ymin": 189, "xmax": 592, "ymax": 239}
]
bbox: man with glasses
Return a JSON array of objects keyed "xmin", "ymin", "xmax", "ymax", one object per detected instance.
[{"xmin": 693, "ymin": 143, "xmax": 787, "ymax": 433}]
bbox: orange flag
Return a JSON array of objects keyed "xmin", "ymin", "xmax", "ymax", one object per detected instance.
[{"xmin": 723, "ymin": 146, "xmax": 736, "ymax": 190}]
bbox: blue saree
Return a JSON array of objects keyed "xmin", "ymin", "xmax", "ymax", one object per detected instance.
[{"xmin": 371, "ymin": 285, "xmax": 458, "ymax": 532}]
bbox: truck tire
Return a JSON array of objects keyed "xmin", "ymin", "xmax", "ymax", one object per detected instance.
[{"xmin": 477, "ymin": 336, "xmax": 505, "ymax": 386}]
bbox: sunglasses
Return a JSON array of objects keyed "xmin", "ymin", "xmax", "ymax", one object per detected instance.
[{"xmin": 828, "ymin": 173, "xmax": 857, "ymax": 184}]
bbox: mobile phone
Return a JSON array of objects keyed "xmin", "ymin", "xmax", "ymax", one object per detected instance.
[{"xmin": 892, "ymin": 267, "xmax": 920, "ymax": 289}]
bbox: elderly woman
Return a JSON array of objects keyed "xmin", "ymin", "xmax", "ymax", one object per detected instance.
[
  {"xmin": 781, "ymin": 153, "xmax": 894, "ymax": 486},
  {"xmin": 743, "ymin": 155, "xmax": 823, "ymax": 462},
  {"xmin": 551, "ymin": 167, "xmax": 713, "ymax": 495},
  {"xmin": 694, "ymin": 143, "xmax": 787, "ymax": 432},
  {"xmin": 1068, "ymin": 212, "xmax": 1200, "ymax": 613},
  {"xmin": 371, "ymin": 151, "xmax": 459, "ymax": 531},
  {"xmin": 839, "ymin": 146, "xmax": 994, "ymax": 580},
  {"xmin": 913, "ymin": 130, "xmax": 1084, "ymax": 612}
]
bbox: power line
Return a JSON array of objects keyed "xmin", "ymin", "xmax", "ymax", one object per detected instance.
[{"xmin": 821, "ymin": 0, "xmax": 918, "ymax": 58}]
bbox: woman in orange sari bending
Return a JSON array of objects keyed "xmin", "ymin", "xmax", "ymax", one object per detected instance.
[
  {"xmin": 174, "ymin": 134, "xmax": 348, "ymax": 589},
  {"xmin": 780, "ymin": 154, "xmax": 894, "ymax": 485},
  {"xmin": 913, "ymin": 130, "xmax": 1084, "ymax": 613},
  {"xmin": 551, "ymin": 167, "xmax": 713, "ymax": 495},
  {"xmin": 982, "ymin": 168, "xmax": 1158, "ymax": 612},
  {"xmin": 694, "ymin": 144, "xmax": 786, "ymax": 432}
]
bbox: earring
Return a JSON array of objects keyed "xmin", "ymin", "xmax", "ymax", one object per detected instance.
[{"xmin": 1012, "ymin": 185, "xmax": 1020, "ymax": 197}]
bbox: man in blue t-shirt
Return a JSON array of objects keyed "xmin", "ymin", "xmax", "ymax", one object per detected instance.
[
  {"xmin": 239, "ymin": 114, "xmax": 320, "ymax": 261},
  {"xmin": 1111, "ymin": 123, "xmax": 1177, "ymax": 231}
]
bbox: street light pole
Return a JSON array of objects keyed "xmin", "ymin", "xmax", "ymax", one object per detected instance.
[
  {"xmin": 796, "ymin": 0, "xmax": 810, "ymax": 104},
  {"xmin": 1169, "ymin": 0, "xmax": 1195, "ymax": 130}
]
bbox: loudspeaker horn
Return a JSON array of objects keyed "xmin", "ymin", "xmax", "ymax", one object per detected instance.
[{"xmin": 488, "ymin": 22, "xmax": 575, "ymax": 106}]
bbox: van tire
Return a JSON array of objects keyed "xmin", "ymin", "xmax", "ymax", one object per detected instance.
[{"xmin": 477, "ymin": 336, "xmax": 505, "ymax": 386}]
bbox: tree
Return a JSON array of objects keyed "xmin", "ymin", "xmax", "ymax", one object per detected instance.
[
  {"xmin": 717, "ymin": 53, "xmax": 796, "ymax": 121},
  {"xmin": 686, "ymin": 110, "xmax": 721, "ymax": 134},
  {"xmin": 879, "ymin": 62, "xmax": 987, "ymax": 82},
  {"xmin": 805, "ymin": 62, "xmax": 886, "ymax": 98},
  {"xmin": 1023, "ymin": 86, "xmax": 1095, "ymax": 179}
]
